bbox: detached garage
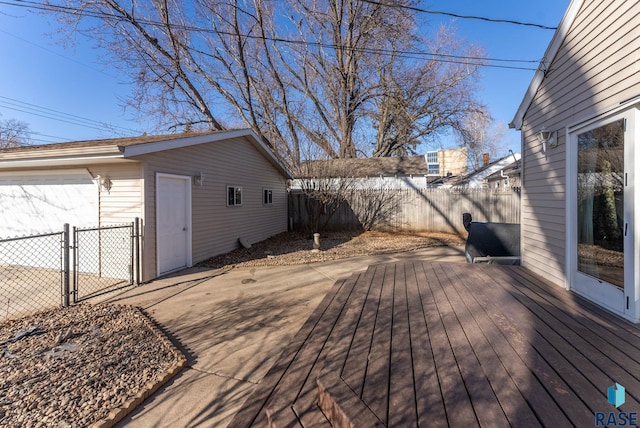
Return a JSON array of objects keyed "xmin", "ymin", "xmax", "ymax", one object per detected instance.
[{"xmin": 0, "ymin": 129, "xmax": 292, "ymax": 281}]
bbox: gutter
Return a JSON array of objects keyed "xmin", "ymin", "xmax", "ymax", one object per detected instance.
[{"xmin": 0, "ymin": 153, "xmax": 128, "ymax": 170}]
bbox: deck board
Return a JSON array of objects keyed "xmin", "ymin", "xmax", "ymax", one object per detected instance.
[
  {"xmin": 447, "ymin": 263, "xmax": 569, "ymax": 427},
  {"xmin": 438, "ymin": 262, "xmax": 539, "ymax": 427},
  {"xmin": 417, "ymin": 262, "xmax": 479, "ymax": 427},
  {"xmin": 231, "ymin": 276, "xmax": 356, "ymax": 427},
  {"xmin": 274, "ymin": 273, "xmax": 363, "ymax": 427},
  {"xmin": 469, "ymin": 264, "xmax": 596, "ymax": 426},
  {"xmin": 361, "ymin": 263, "xmax": 394, "ymax": 424},
  {"xmin": 341, "ymin": 264, "xmax": 385, "ymax": 395},
  {"xmin": 405, "ymin": 262, "xmax": 448, "ymax": 427},
  {"xmin": 388, "ymin": 262, "xmax": 417, "ymax": 427},
  {"xmin": 229, "ymin": 261, "xmax": 640, "ymax": 427},
  {"xmin": 430, "ymin": 262, "xmax": 508, "ymax": 427},
  {"xmin": 488, "ymin": 265, "xmax": 640, "ymax": 410},
  {"xmin": 498, "ymin": 268, "xmax": 640, "ymax": 407}
]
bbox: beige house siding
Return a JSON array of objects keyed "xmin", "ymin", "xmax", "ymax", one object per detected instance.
[
  {"xmin": 136, "ymin": 136, "xmax": 288, "ymax": 279},
  {"xmin": 87, "ymin": 163, "xmax": 144, "ymax": 225},
  {"xmin": 520, "ymin": 0, "xmax": 640, "ymax": 286}
]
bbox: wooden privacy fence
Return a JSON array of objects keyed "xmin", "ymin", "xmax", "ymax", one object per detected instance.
[{"xmin": 289, "ymin": 188, "xmax": 520, "ymax": 235}]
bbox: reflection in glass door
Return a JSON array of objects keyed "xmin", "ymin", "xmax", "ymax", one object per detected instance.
[{"xmin": 577, "ymin": 119, "xmax": 625, "ymax": 288}]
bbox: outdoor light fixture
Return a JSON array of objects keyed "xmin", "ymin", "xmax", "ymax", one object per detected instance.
[
  {"xmin": 193, "ymin": 173, "xmax": 205, "ymax": 186},
  {"xmin": 95, "ymin": 175, "xmax": 112, "ymax": 193},
  {"xmin": 537, "ymin": 128, "xmax": 557, "ymax": 153}
]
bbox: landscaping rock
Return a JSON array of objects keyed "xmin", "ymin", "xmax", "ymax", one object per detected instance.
[{"xmin": 0, "ymin": 304, "xmax": 185, "ymax": 427}]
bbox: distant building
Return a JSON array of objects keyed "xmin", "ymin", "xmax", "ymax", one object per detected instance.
[{"xmin": 425, "ymin": 148, "xmax": 468, "ymax": 178}]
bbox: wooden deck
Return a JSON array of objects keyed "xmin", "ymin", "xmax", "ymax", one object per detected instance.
[{"xmin": 229, "ymin": 261, "xmax": 640, "ymax": 427}]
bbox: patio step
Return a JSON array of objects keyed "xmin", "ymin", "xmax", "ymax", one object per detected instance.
[{"xmin": 316, "ymin": 373, "xmax": 383, "ymax": 428}]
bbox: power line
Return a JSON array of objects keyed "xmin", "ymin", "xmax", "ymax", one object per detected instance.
[
  {"xmin": 208, "ymin": 32, "xmax": 540, "ymax": 68},
  {"xmin": 0, "ymin": 103, "xmax": 107, "ymax": 132},
  {"xmin": 6, "ymin": 0, "xmax": 558, "ymax": 30},
  {"xmin": 190, "ymin": 42, "xmax": 537, "ymax": 71},
  {"xmin": 24, "ymin": 130, "xmax": 69, "ymax": 141},
  {"xmin": 0, "ymin": 29, "xmax": 120, "ymax": 80},
  {"xmin": 0, "ymin": 96, "xmax": 140, "ymax": 134},
  {"xmin": 0, "ymin": 97, "xmax": 114, "ymax": 130},
  {"xmin": 362, "ymin": 0, "xmax": 558, "ymax": 30},
  {"xmin": 23, "ymin": 135, "xmax": 66, "ymax": 144},
  {"xmin": 0, "ymin": 0, "xmax": 541, "ymax": 70},
  {"xmin": 0, "ymin": 96, "xmax": 138, "ymax": 133}
]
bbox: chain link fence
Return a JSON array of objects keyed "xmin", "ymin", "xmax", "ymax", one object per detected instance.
[
  {"xmin": 0, "ymin": 230, "xmax": 67, "ymax": 320},
  {"xmin": 73, "ymin": 223, "xmax": 138, "ymax": 302},
  {"xmin": 0, "ymin": 220, "xmax": 141, "ymax": 320}
]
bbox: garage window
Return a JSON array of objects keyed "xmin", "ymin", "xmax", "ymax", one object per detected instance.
[
  {"xmin": 263, "ymin": 189, "xmax": 273, "ymax": 205},
  {"xmin": 227, "ymin": 186, "xmax": 243, "ymax": 206}
]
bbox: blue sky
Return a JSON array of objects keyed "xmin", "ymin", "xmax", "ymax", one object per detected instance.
[{"xmin": 0, "ymin": 0, "xmax": 571, "ymax": 154}]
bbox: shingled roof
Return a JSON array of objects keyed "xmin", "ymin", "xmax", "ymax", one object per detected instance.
[
  {"xmin": 297, "ymin": 155, "xmax": 428, "ymax": 178},
  {"xmin": 0, "ymin": 129, "xmax": 292, "ymax": 178},
  {"xmin": 0, "ymin": 131, "xmax": 219, "ymax": 154}
]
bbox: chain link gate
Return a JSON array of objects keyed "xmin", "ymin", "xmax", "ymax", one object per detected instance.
[
  {"xmin": 72, "ymin": 220, "xmax": 141, "ymax": 302},
  {"xmin": 1, "ymin": 219, "xmax": 141, "ymax": 320}
]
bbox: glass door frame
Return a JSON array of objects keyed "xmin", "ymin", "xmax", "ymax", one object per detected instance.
[{"xmin": 566, "ymin": 106, "xmax": 638, "ymax": 322}]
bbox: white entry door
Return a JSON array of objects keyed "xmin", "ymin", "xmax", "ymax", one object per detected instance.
[
  {"xmin": 156, "ymin": 174, "xmax": 192, "ymax": 275},
  {"xmin": 568, "ymin": 107, "xmax": 637, "ymax": 320}
]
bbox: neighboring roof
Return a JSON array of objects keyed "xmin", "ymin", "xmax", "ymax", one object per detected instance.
[
  {"xmin": 486, "ymin": 160, "xmax": 522, "ymax": 181},
  {"xmin": 0, "ymin": 129, "xmax": 293, "ymax": 178},
  {"xmin": 448, "ymin": 153, "xmax": 521, "ymax": 188},
  {"xmin": 297, "ymin": 155, "xmax": 429, "ymax": 178},
  {"xmin": 509, "ymin": 0, "xmax": 583, "ymax": 130}
]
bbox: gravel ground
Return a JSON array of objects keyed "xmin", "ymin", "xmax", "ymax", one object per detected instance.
[
  {"xmin": 0, "ymin": 231, "xmax": 463, "ymax": 427},
  {"xmin": 0, "ymin": 304, "xmax": 184, "ymax": 428}
]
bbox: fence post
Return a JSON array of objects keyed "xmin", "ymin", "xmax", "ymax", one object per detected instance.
[
  {"xmin": 134, "ymin": 217, "xmax": 141, "ymax": 285},
  {"xmin": 62, "ymin": 223, "xmax": 70, "ymax": 307}
]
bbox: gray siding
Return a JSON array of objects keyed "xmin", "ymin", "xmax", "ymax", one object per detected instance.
[
  {"xmin": 89, "ymin": 163, "xmax": 144, "ymax": 225},
  {"xmin": 137, "ymin": 136, "xmax": 288, "ymax": 280},
  {"xmin": 521, "ymin": 1, "xmax": 640, "ymax": 285}
]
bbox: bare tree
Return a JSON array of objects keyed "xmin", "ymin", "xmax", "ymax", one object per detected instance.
[
  {"xmin": 48, "ymin": 0, "xmax": 485, "ymax": 165},
  {"xmin": 350, "ymin": 187, "xmax": 402, "ymax": 231},
  {"xmin": 0, "ymin": 115, "xmax": 30, "ymax": 148},
  {"xmin": 290, "ymin": 149, "xmax": 363, "ymax": 234},
  {"xmin": 372, "ymin": 26, "xmax": 486, "ymax": 157},
  {"xmin": 291, "ymin": 151, "xmax": 406, "ymax": 233},
  {"xmin": 458, "ymin": 111, "xmax": 507, "ymax": 169}
]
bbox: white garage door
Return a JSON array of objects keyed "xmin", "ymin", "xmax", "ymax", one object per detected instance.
[{"xmin": 0, "ymin": 170, "xmax": 99, "ymax": 238}]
